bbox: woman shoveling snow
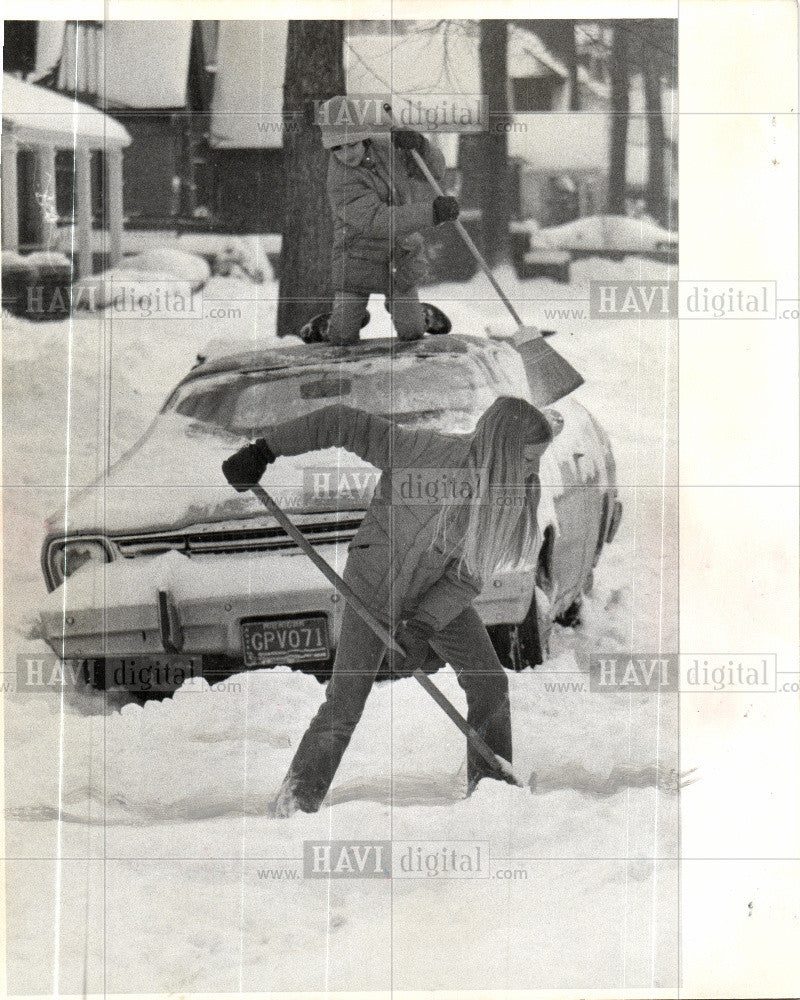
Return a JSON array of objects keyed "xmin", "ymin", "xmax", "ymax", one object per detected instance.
[
  {"xmin": 222, "ymin": 396, "xmax": 554, "ymax": 816},
  {"xmin": 299, "ymin": 95, "xmax": 456, "ymax": 345}
]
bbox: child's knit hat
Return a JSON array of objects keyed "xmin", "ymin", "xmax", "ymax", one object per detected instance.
[{"xmin": 317, "ymin": 95, "xmax": 385, "ymax": 149}]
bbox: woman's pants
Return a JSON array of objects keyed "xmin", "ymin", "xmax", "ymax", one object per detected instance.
[
  {"xmin": 327, "ymin": 289, "xmax": 425, "ymax": 345},
  {"xmin": 280, "ymin": 603, "xmax": 513, "ymax": 812}
]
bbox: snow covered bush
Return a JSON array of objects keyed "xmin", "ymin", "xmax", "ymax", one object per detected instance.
[
  {"xmin": 124, "ymin": 247, "xmax": 211, "ymax": 287},
  {"xmin": 72, "ymin": 268, "xmax": 180, "ymax": 310}
]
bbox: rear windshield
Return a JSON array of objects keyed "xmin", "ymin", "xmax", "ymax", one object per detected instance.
[{"xmin": 167, "ymin": 350, "xmax": 520, "ymax": 436}]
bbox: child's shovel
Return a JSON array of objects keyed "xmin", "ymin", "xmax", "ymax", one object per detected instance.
[{"xmin": 383, "ymin": 102, "xmax": 584, "ymax": 407}]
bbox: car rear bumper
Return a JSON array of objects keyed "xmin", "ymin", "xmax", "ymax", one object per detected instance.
[{"xmin": 39, "ymin": 546, "xmax": 535, "ymax": 661}]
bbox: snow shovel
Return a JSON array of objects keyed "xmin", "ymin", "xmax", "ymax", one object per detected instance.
[
  {"xmin": 382, "ymin": 102, "xmax": 584, "ymax": 407},
  {"xmin": 250, "ymin": 484, "xmax": 523, "ymax": 788}
]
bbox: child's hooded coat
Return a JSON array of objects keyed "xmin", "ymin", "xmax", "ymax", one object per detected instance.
[{"xmin": 326, "ymin": 136, "xmax": 446, "ymax": 296}]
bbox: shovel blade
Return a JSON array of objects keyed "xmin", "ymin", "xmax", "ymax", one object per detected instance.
[{"xmin": 514, "ymin": 328, "xmax": 584, "ymax": 406}]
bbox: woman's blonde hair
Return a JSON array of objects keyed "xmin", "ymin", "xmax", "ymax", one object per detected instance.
[{"xmin": 432, "ymin": 396, "xmax": 553, "ymax": 583}]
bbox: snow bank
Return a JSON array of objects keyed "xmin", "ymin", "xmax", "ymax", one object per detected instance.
[
  {"xmin": 72, "ymin": 267, "xmax": 183, "ymax": 309},
  {"xmin": 124, "ymin": 247, "xmax": 211, "ymax": 286},
  {"xmin": 521, "ymin": 213, "xmax": 677, "ymax": 252},
  {"xmin": 118, "ymin": 231, "xmax": 277, "ymax": 283},
  {"xmin": 71, "ymin": 248, "xmax": 211, "ymax": 311},
  {"xmin": 3, "ymin": 647, "xmax": 679, "ymax": 992},
  {"xmin": 15, "ymin": 249, "xmax": 72, "ymax": 269}
]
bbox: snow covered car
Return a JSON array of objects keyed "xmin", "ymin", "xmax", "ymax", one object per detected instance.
[{"xmin": 38, "ymin": 335, "xmax": 621, "ymax": 693}]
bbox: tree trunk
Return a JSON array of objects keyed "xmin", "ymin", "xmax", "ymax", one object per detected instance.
[
  {"xmin": 479, "ymin": 20, "xmax": 511, "ymax": 266},
  {"xmin": 277, "ymin": 21, "xmax": 345, "ymax": 338},
  {"xmin": 607, "ymin": 23, "xmax": 630, "ymax": 215},
  {"xmin": 644, "ymin": 59, "xmax": 667, "ymax": 226},
  {"xmin": 564, "ymin": 21, "xmax": 580, "ymax": 111}
]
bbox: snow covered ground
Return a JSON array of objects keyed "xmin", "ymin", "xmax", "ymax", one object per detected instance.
[{"xmin": 2, "ymin": 253, "xmax": 680, "ymax": 993}]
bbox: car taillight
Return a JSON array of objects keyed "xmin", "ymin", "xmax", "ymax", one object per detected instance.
[{"xmin": 47, "ymin": 538, "xmax": 113, "ymax": 588}]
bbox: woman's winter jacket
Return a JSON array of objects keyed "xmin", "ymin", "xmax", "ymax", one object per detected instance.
[{"xmin": 263, "ymin": 403, "xmax": 549, "ymax": 631}]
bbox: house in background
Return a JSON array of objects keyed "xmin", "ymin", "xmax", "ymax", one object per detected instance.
[
  {"xmin": 32, "ymin": 20, "xmax": 217, "ymax": 230},
  {"xmin": 344, "ymin": 21, "xmax": 677, "ymax": 226},
  {"xmin": 3, "ymin": 19, "xmax": 676, "ymax": 269},
  {"xmin": 5, "ymin": 20, "xmax": 288, "ymax": 238},
  {"xmin": 205, "ymin": 21, "xmax": 287, "ymax": 233},
  {"xmin": 1, "ymin": 72, "xmax": 129, "ymax": 276},
  {"xmin": 346, "ymin": 21, "xmax": 578, "ymax": 218}
]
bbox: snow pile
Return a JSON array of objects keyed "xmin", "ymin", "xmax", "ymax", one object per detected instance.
[
  {"xmin": 16, "ymin": 249, "xmax": 72, "ymax": 269},
  {"xmin": 207, "ymin": 237, "xmax": 271, "ymax": 283},
  {"xmin": 518, "ymin": 213, "xmax": 677, "ymax": 252},
  {"xmin": 124, "ymin": 247, "xmax": 211, "ymax": 286},
  {"xmin": 72, "ymin": 267, "xmax": 184, "ymax": 309},
  {"xmin": 72, "ymin": 247, "xmax": 211, "ymax": 311},
  {"xmin": 113, "ymin": 231, "xmax": 277, "ymax": 283}
]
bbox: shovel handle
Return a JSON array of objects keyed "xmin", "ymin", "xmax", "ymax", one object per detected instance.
[
  {"xmin": 250, "ymin": 486, "xmax": 402, "ymax": 654},
  {"xmin": 410, "ymin": 667, "xmax": 520, "ymax": 786},
  {"xmin": 383, "ymin": 102, "xmax": 526, "ymax": 330},
  {"xmin": 249, "ymin": 483, "xmax": 522, "ymax": 786}
]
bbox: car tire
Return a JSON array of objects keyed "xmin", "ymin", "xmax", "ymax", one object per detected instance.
[
  {"xmin": 489, "ymin": 585, "xmax": 551, "ymax": 670},
  {"xmin": 555, "ymin": 596, "xmax": 583, "ymax": 628},
  {"xmin": 523, "ymin": 584, "xmax": 552, "ymax": 666}
]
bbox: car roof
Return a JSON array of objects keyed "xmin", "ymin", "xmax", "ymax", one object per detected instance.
[{"xmin": 180, "ymin": 334, "xmax": 511, "ymax": 385}]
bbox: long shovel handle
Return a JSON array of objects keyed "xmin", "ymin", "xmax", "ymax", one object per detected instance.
[
  {"xmin": 408, "ymin": 667, "xmax": 519, "ymax": 785},
  {"xmin": 383, "ymin": 102, "xmax": 526, "ymax": 330},
  {"xmin": 251, "ymin": 485, "xmax": 402, "ymax": 654},
  {"xmin": 250, "ymin": 484, "xmax": 521, "ymax": 786}
]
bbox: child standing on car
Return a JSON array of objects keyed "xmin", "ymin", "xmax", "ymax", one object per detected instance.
[
  {"xmin": 222, "ymin": 395, "xmax": 553, "ymax": 816},
  {"xmin": 316, "ymin": 95, "xmax": 459, "ymax": 345}
]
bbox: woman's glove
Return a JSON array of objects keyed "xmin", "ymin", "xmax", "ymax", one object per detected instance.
[
  {"xmin": 395, "ymin": 619, "xmax": 436, "ymax": 667},
  {"xmin": 391, "ymin": 128, "xmax": 427, "ymax": 153},
  {"xmin": 222, "ymin": 439, "xmax": 276, "ymax": 492},
  {"xmin": 432, "ymin": 195, "xmax": 460, "ymax": 226}
]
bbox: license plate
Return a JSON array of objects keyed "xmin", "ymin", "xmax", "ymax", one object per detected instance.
[{"xmin": 241, "ymin": 616, "xmax": 330, "ymax": 667}]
